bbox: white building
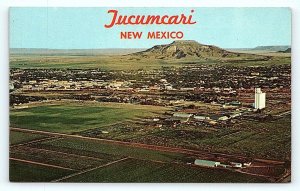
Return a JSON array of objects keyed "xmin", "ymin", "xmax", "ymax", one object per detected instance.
[
  {"xmin": 218, "ymin": 116, "xmax": 229, "ymax": 121},
  {"xmin": 254, "ymin": 88, "xmax": 266, "ymax": 109},
  {"xmin": 173, "ymin": 113, "xmax": 192, "ymax": 118}
]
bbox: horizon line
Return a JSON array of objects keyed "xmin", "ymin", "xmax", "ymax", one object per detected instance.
[{"xmin": 10, "ymin": 45, "xmax": 292, "ymax": 50}]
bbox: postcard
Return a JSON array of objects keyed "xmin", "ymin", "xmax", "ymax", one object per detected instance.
[{"xmin": 9, "ymin": 7, "xmax": 291, "ymax": 183}]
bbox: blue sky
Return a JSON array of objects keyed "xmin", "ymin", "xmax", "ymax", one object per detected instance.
[{"xmin": 10, "ymin": 7, "xmax": 291, "ymax": 49}]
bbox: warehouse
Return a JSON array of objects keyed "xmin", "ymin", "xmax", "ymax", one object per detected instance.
[{"xmin": 194, "ymin": 159, "xmax": 220, "ymax": 167}]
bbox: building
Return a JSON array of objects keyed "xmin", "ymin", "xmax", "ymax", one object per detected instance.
[
  {"xmin": 218, "ymin": 116, "xmax": 229, "ymax": 121},
  {"xmin": 254, "ymin": 88, "xmax": 266, "ymax": 109},
  {"xmin": 194, "ymin": 159, "xmax": 220, "ymax": 167},
  {"xmin": 194, "ymin": 159, "xmax": 232, "ymax": 168},
  {"xmin": 230, "ymin": 112, "xmax": 242, "ymax": 118},
  {"xmin": 9, "ymin": 82, "xmax": 14, "ymax": 90},
  {"xmin": 230, "ymin": 162, "xmax": 243, "ymax": 168},
  {"xmin": 173, "ymin": 113, "xmax": 192, "ymax": 118},
  {"xmin": 194, "ymin": 115, "xmax": 210, "ymax": 121}
]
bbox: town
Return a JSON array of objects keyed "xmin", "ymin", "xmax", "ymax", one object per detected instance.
[
  {"xmin": 10, "ymin": 63, "xmax": 291, "ymax": 139},
  {"xmin": 10, "ymin": 64, "xmax": 290, "ymax": 109}
]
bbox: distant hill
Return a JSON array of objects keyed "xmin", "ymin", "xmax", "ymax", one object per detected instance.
[
  {"xmin": 129, "ymin": 40, "xmax": 241, "ymax": 59},
  {"xmin": 279, "ymin": 48, "xmax": 291, "ymax": 53},
  {"xmin": 11, "ymin": 41, "xmax": 273, "ymax": 63},
  {"xmin": 128, "ymin": 40, "xmax": 270, "ymax": 62},
  {"xmin": 10, "ymin": 48, "xmax": 145, "ymax": 55},
  {"xmin": 252, "ymin": 46, "xmax": 291, "ymax": 52}
]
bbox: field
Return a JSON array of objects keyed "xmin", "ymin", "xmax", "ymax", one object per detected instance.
[
  {"xmin": 38, "ymin": 137, "xmax": 188, "ymax": 162},
  {"xmin": 9, "ymin": 127, "xmax": 271, "ymax": 183},
  {"xmin": 60, "ymin": 158, "xmax": 267, "ymax": 183},
  {"xmin": 10, "ymin": 54, "xmax": 178, "ymax": 70},
  {"xmin": 9, "ymin": 100, "xmax": 290, "ymax": 183},
  {"xmin": 10, "ymin": 101, "xmax": 291, "ymax": 161},
  {"xmin": 9, "ymin": 160, "xmax": 73, "ymax": 182},
  {"xmin": 189, "ymin": 117, "xmax": 291, "ymax": 160},
  {"xmin": 10, "ymin": 105, "xmax": 287, "ymax": 183},
  {"xmin": 10, "ymin": 52, "xmax": 291, "ymax": 71},
  {"xmin": 10, "ymin": 101, "xmax": 168, "ymax": 133},
  {"xmin": 10, "ymin": 131, "xmax": 47, "ymax": 145}
]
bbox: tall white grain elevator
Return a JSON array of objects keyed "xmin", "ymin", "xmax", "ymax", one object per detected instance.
[{"xmin": 254, "ymin": 88, "xmax": 266, "ymax": 109}]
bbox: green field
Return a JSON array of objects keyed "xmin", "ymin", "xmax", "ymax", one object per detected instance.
[
  {"xmin": 10, "ymin": 101, "xmax": 291, "ymax": 160},
  {"xmin": 10, "ymin": 133, "xmax": 270, "ymax": 183},
  {"xmin": 9, "ymin": 125, "xmax": 281, "ymax": 182},
  {"xmin": 61, "ymin": 158, "xmax": 268, "ymax": 183},
  {"xmin": 229, "ymin": 117, "xmax": 291, "ymax": 160},
  {"xmin": 9, "ymin": 131, "xmax": 47, "ymax": 145},
  {"xmin": 10, "ymin": 144, "xmax": 114, "ymax": 171},
  {"xmin": 10, "ymin": 101, "xmax": 167, "ymax": 133},
  {"xmin": 115, "ymin": 116, "xmax": 290, "ymax": 161},
  {"xmin": 9, "ymin": 160, "xmax": 73, "ymax": 182},
  {"xmin": 39, "ymin": 137, "xmax": 189, "ymax": 163},
  {"xmin": 194, "ymin": 117, "xmax": 291, "ymax": 160}
]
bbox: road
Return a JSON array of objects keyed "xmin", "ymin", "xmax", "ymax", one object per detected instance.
[{"xmin": 10, "ymin": 157, "xmax": 75, "ymax": 171}]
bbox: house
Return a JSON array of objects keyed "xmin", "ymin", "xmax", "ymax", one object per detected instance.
[
  {"xmin": 209, "ymin": 120, "xmax": 218, "ymax": 125},
  {"xmin": 230, "ymin": 113, "xmax": 242, "ymax": 118},
  {"xmin": 194, "ymin": 115, "xmax": 210, "ymax": 121}
]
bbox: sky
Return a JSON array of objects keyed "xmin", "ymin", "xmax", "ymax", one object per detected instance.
[{"xmin": 9, "ymin": 7, "xmax": 291, "ymax": 49}]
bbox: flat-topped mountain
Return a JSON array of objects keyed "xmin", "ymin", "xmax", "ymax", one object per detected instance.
[
  {"xmin": 130, "ymin": 40, "xmax": 240, "ymax": 59},
  {"xmin": 128, "ymin": 40, "xmax": 269, "ymax": 61}
]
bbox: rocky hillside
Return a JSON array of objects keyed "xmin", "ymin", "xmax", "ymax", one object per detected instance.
[{"xmin": 130, "ymin": 40, "xmax": 241, "ymax": 59}]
